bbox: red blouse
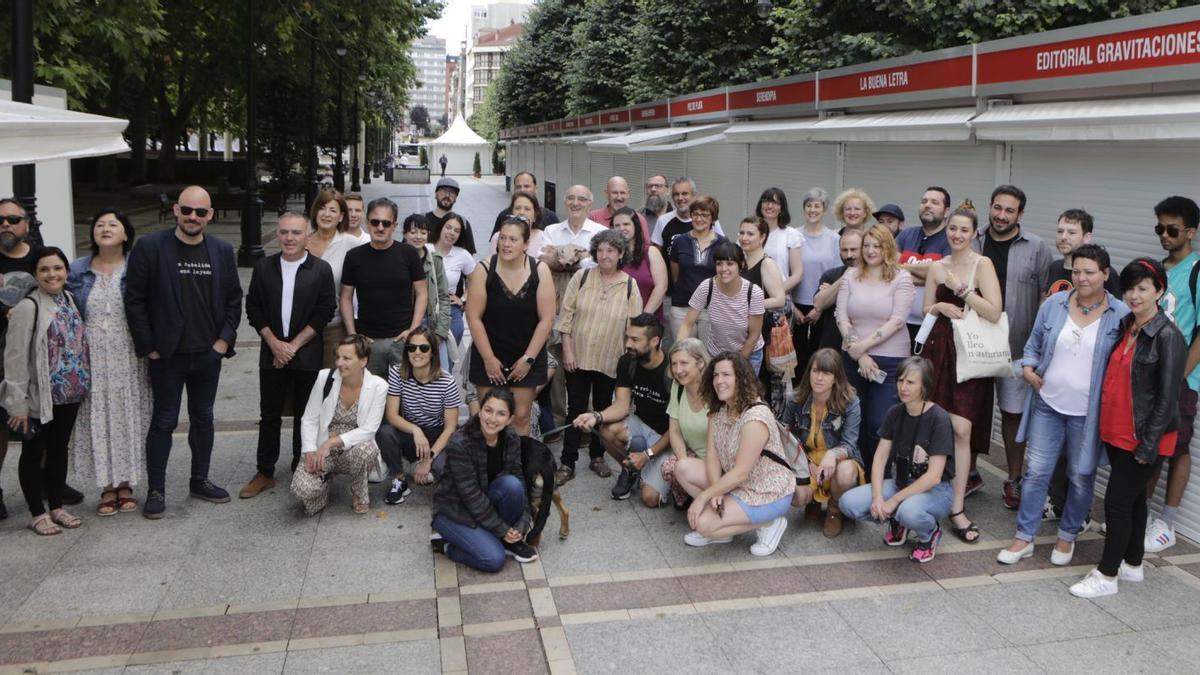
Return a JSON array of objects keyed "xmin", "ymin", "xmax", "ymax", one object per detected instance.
[{"xmin": 1100, "ymin": 330, "xmax": 1177, "ymax": 457}]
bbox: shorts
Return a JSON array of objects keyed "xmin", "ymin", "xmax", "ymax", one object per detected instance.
[
  {"xmin": 1176, "ymin": 384, "xmax": 1198, "ymax": 458},
  {"xmin": 625, "ymin": 414, "xmax": 663, "ymax": 454},
  {"xmin": 639, "ymin": 450, "xmax": 673, "ymax": 500},
  {"xmin": 996, "ymin": 361, "xmax": 1029, "ymax": 415},
  {"xmin": 730, "ymin": 492, "xmax": 793, "ymax": 525}
]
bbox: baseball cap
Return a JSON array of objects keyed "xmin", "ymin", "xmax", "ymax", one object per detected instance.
[
  {"xmin": 872, "ymin": 203, "xmax": 905, "ymax": 221},
  {"xmin": 435, "ymin": 177, "xmax": 460, "ymax": 193}
]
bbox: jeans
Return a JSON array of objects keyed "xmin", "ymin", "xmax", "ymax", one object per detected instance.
[
  {"xmin": 839, "ymin": 479, "xmax": 954, "ymax": 543},
  {"xmin": 1098, "ymin": 444, "xmax": 1164, "ymax": 576},
  {"xmin": 562, "ymin": 368, "xmax": 616, "ymax": 467},
  {"xmin": 842, "ymin": 353, "xmax": 902, "ymax": 471},
  {"xmin": 432, "ymin": 474, "xmax": 526, "ymax": 573},
  {"xmin": 18, "ymin": 403, "xmax": 80, "ymax": 517},
  {"xmin": 748, "ymin": 347, "xmax": 763, "ymax": 374},
  {"xmin": 256, "ymin": 367, "xmax": 318, "ymax": 479},
  {"xmin": 146, "ymin": 349, "xmax": 223, "ymax": 491},
  {"xmin": 450, "ymin": 305, "xmax": 465, "ymax": 345},
  {"xmin": 1016, "ymin": 395, "xmax": 1095, "ymax": 542},
  {"xmin": 376, "ymin": 423, "xmax": 444, "ymax": 477},
  {"xmin": 366, "ymin": 336, "xmax": 403, "ymax": 379}
]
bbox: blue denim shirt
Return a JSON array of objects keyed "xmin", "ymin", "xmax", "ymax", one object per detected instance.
[
  {"xmin": 781, "ymin": 395, "xmax": 862, "ymax": 466},
  {"xmin": 1016, "ymin": 290, "xmax": 1129, "ymax": 473},
  {"xmin": 67, "ymin": 255, "xmax": 127, "ymax": 319}
]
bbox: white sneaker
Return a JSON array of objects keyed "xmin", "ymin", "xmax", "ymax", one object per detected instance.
[
  {"xmin": 996, "ymin": 541, "xmax": 1034, "ymax": 565},
  {"xmin": 1144, "ymin": 518, "xmax": 1176, "ymax": 553},
  {"xmin": 749, "ymin": 516, "xmax": 788, "ymax": 557},
  {"xmin": 1050, "ymin": 542, "xmax": 1075, "ymax": 566},
  {"xmin": 1069, "ymin": 569, "xmax": 1119, "ymax": 598},
  {"xmin": 1118, "ymin": 561, "xmax": 1144, "ymax": 582},
  {"xmin": 684, "ymin": 530, "xmax": 732, "ymax": 547}
]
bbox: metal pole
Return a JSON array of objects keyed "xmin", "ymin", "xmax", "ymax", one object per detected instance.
[
  {"xmin": 334, "ymin": 54, "xmax": 345, "ymax": 192},
  {"xmin": 362, "ymin": 118, "xmax": 372, "ymax": 185},
  {"xmin": 350, "ymin": 85, "xmax": 361, "ymax": 191},
  {"xmin": 305, "ymin": 33, "xmax": 318, "ymax": 210},
  {"xmin": 237, "ymin": 0, "xmax": 264, "ymax": 266},
  {"xmin": 10, "ymin": 0, "xmax": 42, "ymax": 247}
]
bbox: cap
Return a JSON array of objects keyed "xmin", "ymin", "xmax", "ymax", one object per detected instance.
[
  {"xmin": 435, "ymin": 177, "xmax": 460, "ymax": 193},
  {"xmin": 872, "ymin": 203, "xmax": 905, "ymax": 222}
]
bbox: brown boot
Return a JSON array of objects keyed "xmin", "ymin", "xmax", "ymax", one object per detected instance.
[
  {"xmin": 238, "ymin": 474, "xmax": 275, "ymax": 499},
  {"xmin": 823, "ymin": 504, "xmax": 844, "ymax": 538}
]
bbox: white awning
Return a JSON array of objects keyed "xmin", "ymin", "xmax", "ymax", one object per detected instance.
[
  {"xmin": 587, "ymin": 123, "xmax": 725, "ymax": 152},
  {"xmin": 970, "ymin": 95, "xmax": 1200, "ymax": 142},
  {"xmin": 806, "ymin": 108, "xmax": 976, "ymax": 143},
  {"xmin": 632, "ymin": 132, "xmax": 728, "ymax": 153},
  {"xmin": 0, "ymin": 99, "xmax": 128, "ymax": 166},
  {"xmin": 722, "ymin": 118, "xmax": 821, "ymax": 143}
]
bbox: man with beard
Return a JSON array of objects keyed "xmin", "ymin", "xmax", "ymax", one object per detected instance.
[
  {"xmin": 810, "ymin": 229, "xmax": 864, "ymax": 350},
  {"xmin": 425, "ymin": 178, "xmax": 473, "ymax": 245},
  {"xmin": 126, "ymin": 185, "xmax": 244, "ymax": 518},
  {"xmin": 972, "ymin": 184, "xmax": 1053, "ymax": 509},
  {"xmin": 643, "ymin": 175, "xmax": 670, "ymax": 227},
  {"xmin": 571, "ymin": 314, "xmax": 671, "ymax": 505},
  {"xmin": 896, "ymin": 187, "xmax": 952, "ymax": 345},
  {"xmin": 492, "ymin": 172, "xmax": 559, "ymax": 234}
]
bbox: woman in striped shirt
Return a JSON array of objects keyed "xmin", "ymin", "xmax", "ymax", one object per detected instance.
[
  {"xmin": 677, "ymin": 241, "xmax": 767, "ymax": 373},
  {"xmin": 377, "ymin": 326, "xmax": 462, "ymax": 506}
]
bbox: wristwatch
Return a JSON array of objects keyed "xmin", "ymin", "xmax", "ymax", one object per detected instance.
[{"xmin": 523, "ymin": 354, "xmax": 536, "ymax": 365}]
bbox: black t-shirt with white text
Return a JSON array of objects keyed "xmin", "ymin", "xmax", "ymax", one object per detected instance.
[
  {"xmin": 879, "ymin": 403, "xmax": 955, "ymax": 487},
  {"xmin": 615, "ymin": 352, "xmax": 670, "ymax": 434},
  {"xmin": 341, "ymin": 242, "xmax": 427, "ymax": 339},
  {"xmin": 175, "ymin": 238, "xmax": 216, "ymax": 353}
]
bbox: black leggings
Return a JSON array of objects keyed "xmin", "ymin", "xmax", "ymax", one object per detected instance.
[
  {"xmin": 1098, "ymin": 443, "xmax": 1164, "ymax": 577},
  {"xmin": 561, "ymin": 369, "xmax": 615, "ymax": 466},
  {"xmin": 18, "ymin": 403, "xmax": 81, "ymax": 518}
]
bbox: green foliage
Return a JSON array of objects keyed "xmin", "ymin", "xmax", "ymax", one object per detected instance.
[
  {"xmin": 470, "ymin": 83, "xmax": 502, "ymax": 143},
  {"xmin": 472, "ymin": 151, "xmax": 482, "ymax": 175},
  {"xmin": 410, "ymin": 105, "xmax": 432, "ymax": 134},
  {"xmin": 492, "ymin": 144, "xmax": 504, "ymax": 174},
  {"xmin": 563, "ymin": 0, "xmax": 640, "ymax": 115},
  {"xmin": 420, "ymin": 146, "xmax": 429, "ymax": 166},
  {"xmin": 491, "ymin": 0, "xmax": 584, "ymax": 129}
]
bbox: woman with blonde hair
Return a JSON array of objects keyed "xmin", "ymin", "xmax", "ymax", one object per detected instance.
[
  {"xmin": 658, "ymin": 337, "xmax": 711, "ymax": 508},
  {"xmin": 836, "ymin": 225, "xmax": 914, "ymax": 468},
  {"xmin": 306, "ymin": 189, "xmax": 359, "ymax": 367},
  {"xmin": 831, "ymin": 188, "xmax": 875, "ymax": 234}
]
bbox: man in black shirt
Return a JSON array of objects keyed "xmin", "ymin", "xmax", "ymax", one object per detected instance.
[
  {"xmin": 126, "ymin": 185, "xmax": 244, "ymax": 518},
  {"xmin": 341, "ymin": 197, "xmax": 427, "ymax": 377},
  {"xmin": 492, "ymin": 171, "xmax": 559, "ymax": 235},
  {"xmin": 425, "ymin": 177, "xmax": 474, "ymax": 241},
  {"xmin": 808, "ymin": 230, "xmax": 863, "ymax": 351},
  {"xmin": 571, "ymin": 314, "xmax": 671, "ymax": 506}
]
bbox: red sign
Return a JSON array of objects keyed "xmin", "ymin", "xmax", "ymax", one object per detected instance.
[
  {"xmin": 630, "ymin": 102, "xmax": 669, "ymax": 122},
  {"xmin": 579, "ymin": 114, "xmax": 600, "ymax": 129},
  {"xmin": 979, "ymin": 19, "xmax": 1200, "ymax": 84},
  {"xmin": 728, "ymin": 80, "xmax": 816, "ymax": 111},
  {"xmin": 820, "ymin": 56, "xmax": 972, "ymax": 103},
  {"xmin": 601, "ymin": 109, "xmax": 631, "ymax": 125},
  {"xmin": 548, "ymin": 120, "xmax": 562, "ymax": 132},
  {"xmin": 669, "ymin": 92, "xmax": 727, "ymax": 118},
  {"xmin": 563, "ymin": 118, "xmax": 578, "ymax": 130}
]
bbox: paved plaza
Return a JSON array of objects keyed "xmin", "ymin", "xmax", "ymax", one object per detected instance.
[{"xmin": 1, "ymin": 177, "xmax": 1199, "ymax": 674}]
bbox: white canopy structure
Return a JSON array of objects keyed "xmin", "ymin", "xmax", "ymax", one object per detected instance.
[
  {"xmin": 428, "ymin": 116, "xmax": 490, "ymax": 175},
  {"xmin": 0, "ymin": 99, "xmax": 129, "ymax": 167}
]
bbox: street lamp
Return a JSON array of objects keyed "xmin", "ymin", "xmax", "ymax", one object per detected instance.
[
  {"xmin": 238, "ymin": 0, "xmax": 264, "ymax": 266},
  {"xmin": 350, "ymin": 72, "xmax": 364, "ymax": 192},
  {"xmin": 755, "ymin": 0, "xmax": 773, "ymax": 19},
  {"xmin": 9, "ymin": 0, "xmax": 42, "ymax": 247},
  {"xmin": 334, "ymin": 43, "xmax": 347, "ymax": 192}
]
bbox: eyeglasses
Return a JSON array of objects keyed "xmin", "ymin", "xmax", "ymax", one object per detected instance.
[
  {"xmin": 405, "ymin": 343, "xmax": 431, "ymax": 353},
  {"xmin": 178, "ymin": 205, "xmax": 210, "ymax": 217},
  {"xmin": 0, "ymin": 215, "xmax": 25, "ymax": 225},
  {"xmin": 1155, "ymin": 224, "xmax": 1187, "ymax": 238},
  {"xmin": 369, "ymin": 219, "xmax": 393, "ymax": 228}
]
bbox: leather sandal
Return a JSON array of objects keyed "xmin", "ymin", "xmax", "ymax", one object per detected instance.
[
  {"xmin": 97, "ymin": 490, "xmax": 119, "ymax": 517},
  {"xmin": 352, "ymin": 500, "xmax": 369, "ymax": 515},
  {"xmin": 49, "ymin": 509, "xmax": 82, "ymax": 529},
  {"xmin": 29, "ymin": 514, "xmax": 61, "ymax": 536},
  {"xmin": 949, "ymin": 510, "xmax": 980, "ymax": 544},
  {"xmin": 116, "ymin": 489, "xmax": 139, "ymax": 513}
]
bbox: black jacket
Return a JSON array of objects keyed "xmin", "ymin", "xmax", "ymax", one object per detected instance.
[
  {"xmin": 432, "ymin": 425, "xmax": 530, "ymax": 538},
  {"xmin": 1120, "ymin": 311, "xmax": 1187, "ymax": 462},
  {"xmin": 245, "ymin": 253, "xmax": 336, "ymax": 371}
]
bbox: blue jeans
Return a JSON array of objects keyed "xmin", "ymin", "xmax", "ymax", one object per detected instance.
[
  {"xmin": 450, "ymin": 305, "xmax": 465, "ymax": 344},
  {"xmin": 432, "ymin": 474, "xmax": 526, "ymax": 572},
  {"xmin": 842, "ymin": 353, "xmax": 902, "ymax": 471},
  {"xmin": 839, "ymin": 479, "xmax": 953, "ymax": 542},
  {"xmin": 748, "ymin": 347, "xmax": 763, "ymax": 374},
  {"xmin": 146, "ymin": 349, "xmax": 224, "ymax": 491},
  {"xmin": 1016, "ymin": 395, "xmax": 1095, "ymax": 542}
]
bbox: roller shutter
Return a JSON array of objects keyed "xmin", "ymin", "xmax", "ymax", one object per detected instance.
[
  {"xmin": 747, "ymin": 144, "xmax": 840, "ymax": 212},
  {"xmin": 572, "ymin": 145, "xmax": 590, "ymax": 192},
  {"xmin": 842, "ymin": 143, "xmax": 999, "ymax": 215},
  {"xmin": 544, "ymin": 143, "xmax": 556, "ymax": 192},
  {"xmin": 612, "ymin": 154, "xmax": 646, "ymax": 207},
  {"xmin": 533, "ymin": 144, "xmax": 545, "ymax": 189},
  {"xmin": 589, "ymin": 153, "xmax": 614, "ymax": 205},
  {"xmin": 687, "ymin": 143, "xmax": 748, "ymax": 224},
  {"xmin": 556, "ymin": 145, "xmax": 573, "ymax": 199},
  {"xmin": 643, "ymin": 151, "xmax": 687, "ymax": 191}
]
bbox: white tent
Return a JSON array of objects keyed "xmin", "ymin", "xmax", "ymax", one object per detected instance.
[
  {"xmin": 428, "ymin": 116, "xmax": 490, "ymax": 176},
  {"xmin": 0, "ymin": 99, "xmax": 129, "ymax": 167}
]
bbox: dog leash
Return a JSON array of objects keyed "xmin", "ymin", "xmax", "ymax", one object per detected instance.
[{"xmin": 537, "ymin": 423, "xmax": 573, "ymax": 442}]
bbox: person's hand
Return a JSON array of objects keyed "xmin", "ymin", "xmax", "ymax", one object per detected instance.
[
  {"xmin": 628, "ymin": 451, "xmax": 648, "ymax": 471},
  {"xmin": 936, "ymin": 302, "xmax": 965, "ymax": 320},
  {"xmin": 572, "ymin": 412, "xmax": 597, "ymax": 431},
  {"xmin": 212, "ymin": 338, "xmax": 229, "ymax": 355},
  {"xmin": 268, "ymin": 336, "xmax": 295, "ymax": 365},
  {"xmin": 1023, "ymin": 366, "xmax": 1044, "ymax": 391},
  {"xmin": 485, "ymin": 356, "xmax": 506, "ymax": 385},
  {"xmin": 503, "ymin": 528, "xmax": 523, "ymax": 543},
  {"xmin": 396, "ymin": 329, "xmax": 413, "ymax": 343},
  {"xmin": 803, "ymin": 308, "xmax": 822, "ymax": 324},
  {"xmin": 687, "ymin": 495, "xmax": 707, "ymax": 530},
  {"xmin": 858, "ymin": 354, "xmax": 880, "ymax": 382},
  {"xmin": 148, "ymin": 351, "xmax": 161, "ymax": 360},
  {"xmin": 708, "ymin": 493, "xmax": 725, "ymax": 514},
  {"xmin": 414, "ymin": 459, "xmax": 433, "ymax": 484},
  {"xmin": 818, "ymin": 455, "xmax": 837, "ymax": 483},
  {"xmin": 507, "ymin": 358, "xmax": 532, "ymax": 383},
  {"xmin": 7, "ymin": 414, "xmax": 30, "ymax": 434},
  {"xmin": 305, "ymin": 447, "xmax": 329, "ymax": 474},
  {"xmin": 846, "ymin": 341, "xmax": 868, "ymax": 361},
  {"xmin": 414, "ymin": 429, "xmax": 431, "ymax": 460},
  {"xmin": 449, "ymin": 293, "xmax": 463, "ymax": 307},
  {"xmin": 869, "ymin": 495, "xmax": 892, "ymax": 521},
  {"xmin": 562, "ymin": 346, "xmax": 577, "ymax": 373}
]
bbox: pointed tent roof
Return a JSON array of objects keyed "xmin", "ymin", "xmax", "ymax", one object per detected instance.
[
  {"xmin": 0, "ymin": 99, "xmax": 128, "ymax": 166},
  {"xmin": 434, "ymin": 116, "xmax": 489, "ymax": 146}
]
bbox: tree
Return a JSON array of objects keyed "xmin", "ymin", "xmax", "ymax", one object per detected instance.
[
  {"xmin": 564, "ymin": 0, "xmax": 639, "ymax": 115},
  {"xmin": 472, "ymin": 151, "xmax": 482, "ymax": 177},
  {"xmin": 409, "ymin": 104, "xmax": 431, "ymax": 134},
  {"xmin": 491, "ymin": 0, "xmax": 584, "ymax": 128}
]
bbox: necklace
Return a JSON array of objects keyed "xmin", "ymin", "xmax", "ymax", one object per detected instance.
[
  {"xmin": 1130, "ymin": 314, "xmax": 1155, "ymax": 338},
  {"xmin": 1076, "ymin": 294, "xmax": 1104, "ymax": 315}
]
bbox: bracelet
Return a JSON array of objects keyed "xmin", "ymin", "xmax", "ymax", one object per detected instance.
[{"xmin": 593, "ymin": 411, "xmax": 603, "ymax": 425}]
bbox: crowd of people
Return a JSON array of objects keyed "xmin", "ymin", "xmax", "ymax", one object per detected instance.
[{"xmin": 0, "ymin": 173, "xmax": 1197, "ymax": 600}]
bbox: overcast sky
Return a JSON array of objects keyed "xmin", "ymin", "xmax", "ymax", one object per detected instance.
[{"xmin": 426, "ymin": 0, "xmax": 534, "ymax": 46}]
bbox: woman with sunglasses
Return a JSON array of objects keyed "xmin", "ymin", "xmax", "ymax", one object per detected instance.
[
  {"xmin": 306, "ymin": 189, "xmax": 358, "ymax": 368},
  {"xmin": 1071, "ymin": 258, "xmax": 1186, "ymax": 598},
  {"xmin": 292, "ymin": 335, "xmax": 387, "ymax": 515},
  {"xmin": 378, "ymin": 326, "xmax": 461, "ymax": 505},
  {"xmin": 998, "ymin": 244, "xmax": 1128, "ymax": 567},
  {"xmin": 403, "ymin": 214, "xmax": 452, "ymax": 367}
]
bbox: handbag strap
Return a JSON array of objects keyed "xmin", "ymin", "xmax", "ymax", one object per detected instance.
[{"xmin": 965, "ymin": 254, "xmax": 984, "ymax": 290}]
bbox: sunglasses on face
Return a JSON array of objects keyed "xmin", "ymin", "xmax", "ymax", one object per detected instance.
[
  {"xmin": 370, "ymin": 219, "xmax": 393, "ymax": 228},
  {"xmin": 1155, "ymin": 224, "xmax": 1188, "ymax": 238},
  {"xmin": 178, "ymin": 205, "xmax": 210, "ymax": 217},
  {"xmin": 406, "ymin": 343, "xmax": 431, "ymax": 353},
  {"xmin": 0, "ymin": 215, "xmax": 25, "ymax": 225}
]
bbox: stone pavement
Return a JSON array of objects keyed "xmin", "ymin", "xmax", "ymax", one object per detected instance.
[{"xmin": 1, "ymin": 176, "xmax": 1199, "ymax": 673}]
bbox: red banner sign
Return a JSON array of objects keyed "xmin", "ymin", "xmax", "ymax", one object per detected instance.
[
  {"xmin": 820, "ymin": 56, "xmax": 972, "ymax": 103},
  {"xmin": 630, "ymin": 102, "xmax": 669, "ymax": 123},
  {"xmin": 728, "ymin": 80, "xmax": 816, "ymax": 111},
  {"xmin": 669, "ymin": 92, "xmax": 727, "ymax": 118},
  {"xmin": 602, "ymin": 109, "xmax": 631, "ymax": 125}
]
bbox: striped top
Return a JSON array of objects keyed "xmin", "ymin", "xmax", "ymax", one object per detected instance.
[
  {"xmin": 555, "ymin": 268, "xmax": 644, "ymax": 377},
  {"xmin": 386, "ymin": 366, "xmax": 463, "ymax": 428},
  {"xmin": 689, "ymin": 277, "xmax": 765, "ymax": 356}
]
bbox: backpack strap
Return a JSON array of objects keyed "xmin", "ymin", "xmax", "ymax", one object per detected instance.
[
  {"xmin": 746, "ymin": 280, "xmax": 753, "ymax": 308},
  {"xmin": 626, "ymin": 276, "xmax": 633, "ymax": 301},
  {"xmin": 704, "ymin": 278, "xmax": 715, "ymax": 309},
  {"xmin": 1189, "ymin": 260, "xmax": 1200, "ymax": 338},
  {"xmin": 579, "ymin": 268, "xmax": 590, "ymax": 289},
  {"xmin": 322, "ymin": 369, "xmax": 336, "ymax": 399}
]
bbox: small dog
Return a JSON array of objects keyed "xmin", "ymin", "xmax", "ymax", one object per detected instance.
[{"xmin": 520, "ymin": 436, "xmax": 570, "ymax": 547}]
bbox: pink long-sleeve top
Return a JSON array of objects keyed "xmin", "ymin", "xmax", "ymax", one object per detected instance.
[{"xmin": 835, "ymin": 266, "xmax": 915, "ymax": 359}]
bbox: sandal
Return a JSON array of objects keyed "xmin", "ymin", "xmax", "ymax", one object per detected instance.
[
  {"xmin": 97, "ymin": 490, "xmax": 119, "ymax": 517},
  {"xmin": 116, "ymin": 488, "xmax": 138, "ymax": 513},
  {"xmin": 29, "ymin": 514, "xmax": 61, "ymax": 536},
  {"xmin": 949, "ymin": 510, "xmax": 980, "ymax": 544},
  {"xmin": 352, "ymin": 500, "xmax": 369, "ymax": 515},
  {"xmin": 49, "ymin": 509, "xmax": 82, "ymax": 529}
]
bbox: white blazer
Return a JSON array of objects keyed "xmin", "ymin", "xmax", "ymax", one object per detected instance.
[{"xmin": 300, "ymin": 368, "xmax": 388, "ymax": 453}]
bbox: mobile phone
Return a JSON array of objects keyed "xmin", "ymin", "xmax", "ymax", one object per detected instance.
[{"xmin": 869, "ymin": 369, "xmax": 887, "ymax": 384}]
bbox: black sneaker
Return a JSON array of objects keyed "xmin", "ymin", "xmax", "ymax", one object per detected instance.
[
  {"xmin": 61, "ymin": 483, "xmax": 84, "ymax": 506},
  {"xmin": 189, "ymin": 478, "xmax": 231, "ymax": 504},
  {"xmin": 143, "ymin": 490, "xmax": 166, "ymax": 519},
  {"xmin": 0, "ymin": 488, "xmax": 8, "ymax": 520},
  {"xmin": 430, "ymin": 531, "xmax": 446, "ymax": 554},
  {"xmin": 611, "ymin": 466, "xmax": 640, "ymax": 500},
  {"xmin": 964, "ymin": 473, "xmax": 983, "ymax": 498},
  {"xmin": 385, "ymin": 478, "xmax": 412, "ymax": 505},
  {"xmin": 504, "ymin": 539, "xmax": 539, "ymax": 563}
]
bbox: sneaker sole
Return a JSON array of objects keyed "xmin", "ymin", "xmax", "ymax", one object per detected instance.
[
  {"xmin": 385, "ymin": 496, "xmax": 408, "ymax": 505},
  {"xmin": 504, "ymin": 550, "xmax": 539, "ymax": 563},
  {"xmin": 142, "ymin": 510, "xmax": 166, "ymax": 520},
  {"xmin": 611, "ymin": 491, "xmax": 633, "ymax": 500},
  {"xmin": 190, "ymin": 494, "xmax": 232, "ymax": 504}
]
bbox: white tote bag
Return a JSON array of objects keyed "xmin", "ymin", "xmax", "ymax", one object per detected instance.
[{"xmin": 948, "ymin": 256, "xmax": 1011, "ymax": 383}]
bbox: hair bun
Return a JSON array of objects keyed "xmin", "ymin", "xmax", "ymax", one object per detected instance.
[{"xmin": 956, "ymin": 199, "xmax": 975, "ymax": 212}]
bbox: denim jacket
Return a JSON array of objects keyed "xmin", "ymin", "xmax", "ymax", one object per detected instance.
[
  {"xmin": 781, "ymin": 396, "xmax": 862, "ymax": 465},
  {"xmin": 1016, "ymin": 290, "xmax": 1129, "ymax": 473},
  {"xmin": 67, "ymin": 255, "xmax": 127, "ymax": 319}
]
